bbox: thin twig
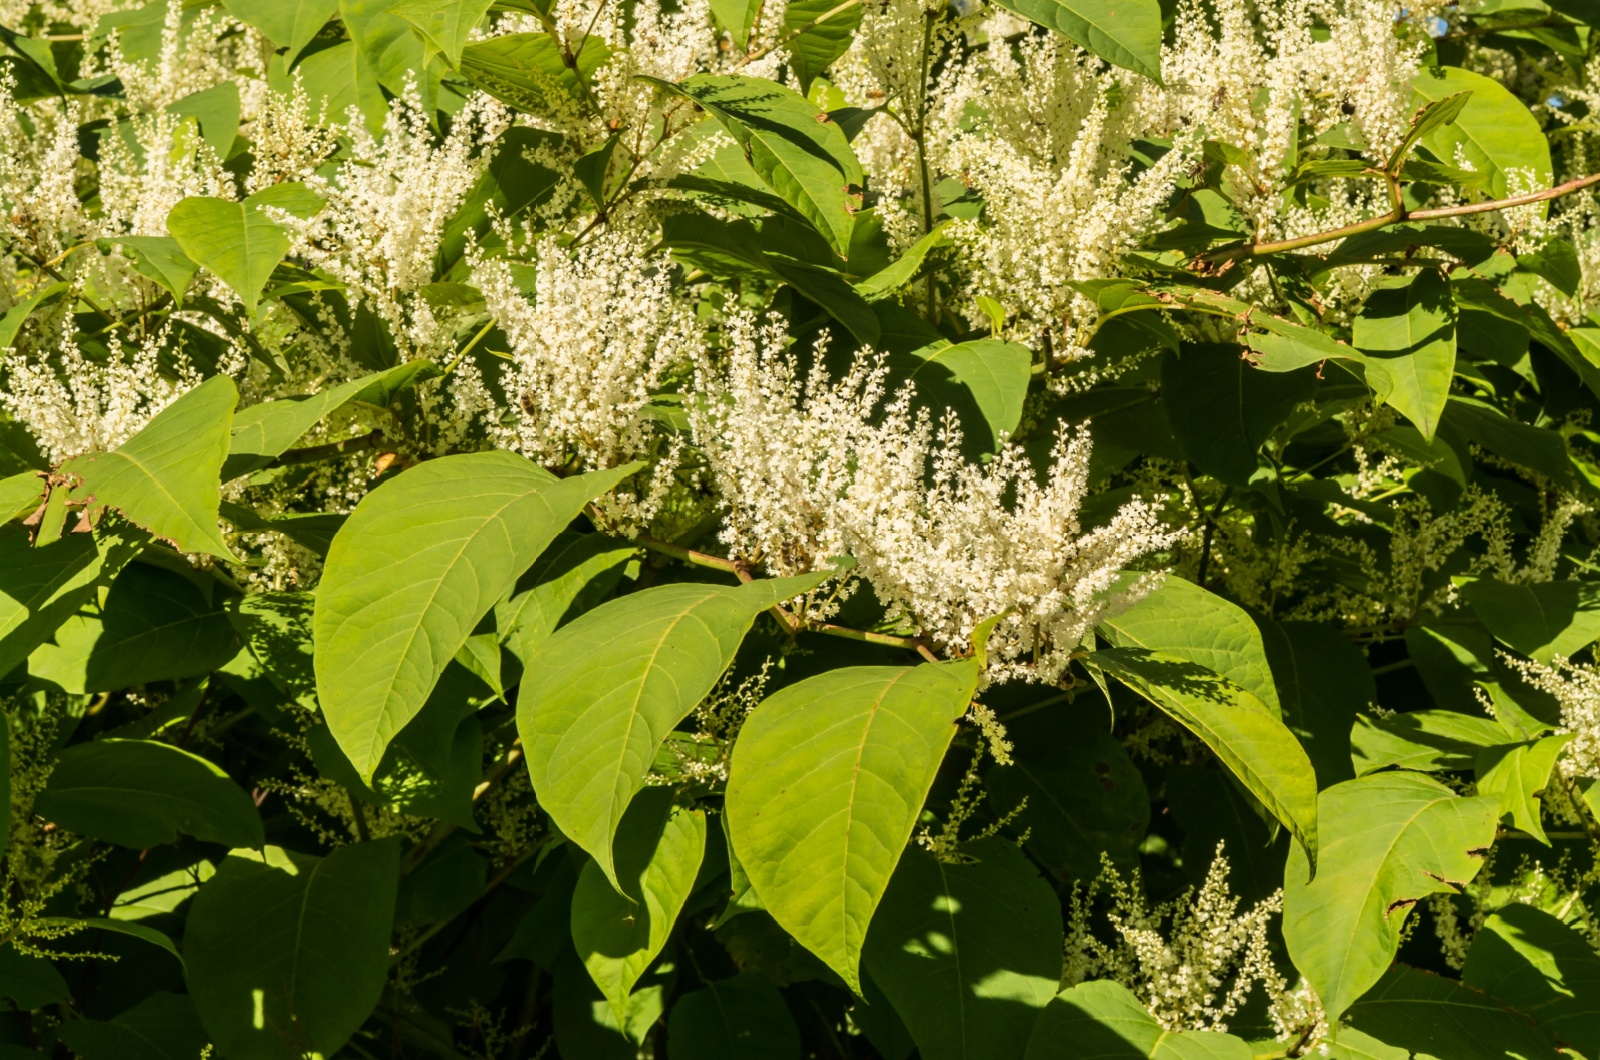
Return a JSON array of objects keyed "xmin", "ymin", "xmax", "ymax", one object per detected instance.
[{"xmin": 1199, "ymin": 171, "xmax": 1600, "ymax": 263}]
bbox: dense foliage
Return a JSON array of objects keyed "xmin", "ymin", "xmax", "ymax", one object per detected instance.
[{"xmin": 4, "ymin": 0, "xmax": 1600, "ymax": 1056}]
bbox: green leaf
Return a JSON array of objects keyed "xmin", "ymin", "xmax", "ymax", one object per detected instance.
[
  {"xmin": 1476, "ymin": 734, "xmax": 1571, "ymax": 844},
  {"xmin": 56, "ymin": 992, "xmax": 208, "ymax": 1060},
  {"xmin": 1258, "ymin": 619, "xmax": 1371, "ymax": 788},
  {"xmin": 1350, "ymin": 708, "xmax": 1510, "ymax": 775},
  {"xmin": 1161, "ymin": 344, "xmax": 1316, "ymax": 487},
  {"xmin": 520, "ymin": 573, "xmax": 826, "ymax": 888},
  {"xmin": 666, "ymin": 972, "xmax": 802, "ymax": 1060},
  {"xmin": 0, "ymin": 280, "xmax": 66, "ymax": 350},
  {"xmin": 1387, "ymin": 91, "xmax": 1473, "ymax": 171},
  {"xmin": 989, "ymin": 0, "xmax": 1164, "ymax": 81},
  {"xmin": 99, "ymin": 237, "xmax": 199, "ymax": 305},
  {"xmin": 984, "ymin": 720, "xmax": 1147, "ymax": 879},
  {"xmin": 1352, "ymin": 270, "xmax": 1457, "ymax": 440},
  {"xmin": 167, "ymin": 82, "xmax": 241, "ymax": 160},
  {"xmin": 29, "ymin": 561, "xmax": 238, "ymax": 693},
  {"xmin": 315, "ymin": 454, "xmax": 632, "ymax": 780},
  {"xmin": 291, "ymin": 40, "xmax": 389, "ymax": 132},
  {"xmin": 1462, "ymin": 903, "xmax": 1600, "ymax": 1052},
  {"xmin": 651, "ymin": 74, "xmax": 863, "ymax": 256},
  {"xmin": 219, "ymin": 0, "xmax": 337, "ymax": 60},
  {"xmin": 459, "ymin": 32, "xmax": 608, "ymax": 118},
  {"xmin": 658, "ymin": 213, "xmax": 880, "ymax": 343},
  {"xmin": 110, "ymin": 862, "xmax": 215, "ymax": 921},
  {"xmin": 0, "ymin": 526, "xmax": 140, "ymax": 681},
  {"xmin": 0, "ymin": 943, "xmax": 68, "ymax": 1010},
  {"xmin": 725, "ymin": 657, "xmax": 981, "ymax": 993},
  {"xmin": 1281, "ymin": 773, "xmax": 1500, "ymax": 1024},
  {"xmin": 1345, "ymin": 965, "xmax": 1557, "ymax": 1060},
  {"xmin": 1412, "ymin": 66, "xmax": 1553, "ymax": 203},
  {"xmin": 1459, "ymin": 578, "xmax": 1600, "ymax": 664},
  {"xmin": 571, "ymin": 788, "xmax": 707, "ymax": 1024},
  {"xmin": 863, "ymin": 839, "xmax": 1062, "ymax": 1060},
  {"xmin": 0, "ymin": 472, "xmax": 42, "ymax": 525},
  {"xmin": 224, "ymin": 360, "xmax": 438, "ymax": 479},
  {"xmin": 392, "ymin": 0, "xmax": 494, "ymax": 65},
  {"xmin": 494, "ymin": 530, "xmax": 634, "ymax": 674},
  {"xmin": 185, "ymin": 841, "xmax": 399, "ymax": 1060},
  {"xmin": 855, "ymin": 223, "xmax": 949, "ymax": 301},
  {"xmin": 1100, "ymin": 575, "xmax": 1281, "ymax": 715},
  {"xmin": 781, "ymin": 0, "xmax": 863, "ymax": 92},
  {"xmin": 35, "ymin": 739, "xmax": 263, "ymax": 849},
  {"xmin": 339, "ymin": 0, "xmax": 436, "ymax": 99},
  {"xmin": 1519, "ymin": 238, "xmax": 1583, "ymax": 297},
  {"xmin": 1092, "ymin": 648, "xmax": 1317, "ymax": 867},
  {"xmin": 887, "ymin": 339, "xmax": 1032, "ymax": 458},
  {"xmin": 166, "ymin": 188, "xmax": 315, "ymax": 314},
  {"xmin": 63, "ymin": 375, "xmax": 237, "ymax": 560},
  {"xmin": 1024, "ymin": 980, "xmax": 1253, "ymax": 1059},
  {"xmin": 227, "ymin": 591, "xmax": 317, "ymax": 709}
]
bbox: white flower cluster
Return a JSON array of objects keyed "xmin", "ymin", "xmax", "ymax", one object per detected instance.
[
  {"xmin": 691, "ymin": 315, "xmax": 1180, "ymax": 680},
  {"xmin": 1063, "ymin": 847, "xmax": 1286, "ymax": 1034}
]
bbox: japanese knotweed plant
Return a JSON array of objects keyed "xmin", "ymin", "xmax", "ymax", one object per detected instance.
[{"xmin": 2, "ymin": 0, "xmax": 1600, "ymax": 1055}]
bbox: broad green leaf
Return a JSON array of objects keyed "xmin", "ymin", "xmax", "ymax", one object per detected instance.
[
  {"xmin": 219, "ymin": 0, "xmax": 337, "ymax": 59},
  {"xmin": 571, "ymin": 788, "xmax": 707, "ymax": 1024},
  {"xmin": 0, "ymin": 943, "xmax": 69, "ymax": 1009},
  {"xmin": 167, "ymin": 82, "xmax": 240, "ymax": 160},
  {"xmin": 666, "ymin": 972, "xmax": 802, "ymax": 1060},
  {"xmin": 0, "ymin": 472, "xmax": 42, "ymax": 524},
  {"xmin": 1442, "ymin": 397, "xmax": 1577, "ymax": 488},
  {"xmin": 1462, "ymin": 903, "xmax": 1600, "ymax": 1053},
  {"xmin": 726, "ymin": 657, "xmax": 981, "ymax": 992},
  {"xmin": 291, "ymin": 40, "xmax": 390, "ymax": 132},
  {"xmin": 1345, "ymin": 965, "xmax": 1557, "ymax": 1060},
  {"xmin": 29, "ymin": 561, "xmax": 238, "ymax": 693},
  {"xmin": 781, "ymin": 0, "xmax": 863, "ymax": 92},
  {"xmin": 984, "ymin": 720, "xmax": 1147, "ymax": 879},
  {"xmin": 1258, "ymin": 619, "xmax": 1371, "ymax": 788},
  {"xmin": 110, "ymin": 862, "xmax": 215, "ymax": 921},
  {"xmin": 494, "ymin": 530, "xmax": 634, "ymax": 673},
  {"xmin": 223, "ymin": 360, "xmax": 438, "ymax": 479},
  {"xmin": 1160, "ymin": 345, "xmax": 1316, "ymax": 487},
  {"xmin": 315, "ymin": 453, "xmax": 633, "ymax": 780},
  {"xmin": 1281, "ymin": 773, "xmax": 1500, "ymax": 1024},
  {"xmin": 0, "ymin": 526, "xmax": 140, "ymax": 681},
  {"xmin": 990, "ymin": 0, "xmax": 1164, "ymax": 81},
  {"xmin": 1476, "ymin": 734, "xmax": 1571, "ymax": 843},
  {"xmin": 1100, "ymin": 575, "xmax": 1280, "ymax": 715},
  {"xmin": 855, "ymin": 222, "xmax": 949, "ymax": 301},
  {"xmin": 227, "ymin": 591, "xmax": 316, "ymax": 709},
  {"xmin": 863, "ymin": 839, "xmax": 1062, "ymax": 1060},
  {"xmin": 658, "ymin": 212, "xmax": 880, "ymax": 343},
  {"xmin": 63, "ymin": 374, "xmax": 237, "ymax": 559},
  {"xmin": 392, "ymin": 0, "xmax": 494, "ymax": 65},
  {"xmin": 651, "ymin": 74, "xmax": 863, "ymax": 256},
  {"xmin": 339, "ymin": 0, "xmax": 434, "ymax": 99},
  {"xmin": 1459, "ymin": 578, "xmax": 1600, "ymax": 664},
  {"xmin": 0, "ymin": 280, "xmax": 66, "ymax": 350},
  {"xmin": 100, "ymin": 237, "xmax": 199, "ymax": 305},
  {"xmin": 167, "ymin": 188, "xmax": 318, "ymax": 314},
  {"xmin": 1024, "ymin": 980, "xmax": 1253, "ymax": 1059},
  {"xmin": 56, "ymin": 992, "xmax": 208, "ymax": 1060},
  {"xmin": 1350, "ymin": 709, "xmax": 1510, "ymax": 775},
  {"xmin": 888, "ymin": 339, "xmax": 1032, "ymax": 458},
  {"xmin": 185, "ymin": 841, "xmax": 399, "ymax": 1060},
  {"xmin": 1092, "ymin": 649, "xmax": 1316, "ymax": 865},
  {"xmin": 35, "ymin": 739, "xmax": 263, "ymax": 849},
  {"xmin": 553, "ymin": 952, "xmax": 673, "ymax": 1055},
  {"xmin": 1352, "ymin": 270, "xmax": 1456, "ymax": 441},
  {"xmin": 709, "ymin": 0, "xmax": 761, "ymax": 47},
  {"xmin": 520, "ymin": 573, "xmax": 826, "ymax": 888},
  {"xmin": 1413, "ymin": 66, "xmax": 1553, "ymax": 203},
  {"xmin": 1520, "ymin": 238, "xmax": 1582, "ymax": 297},
  {"xmin": 459, "ymin": 32, "xmax": 608, "ymax": 118},
  {"xmin": 41, "ymin": 916, "xmax": 182, "ymax": 964}
]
